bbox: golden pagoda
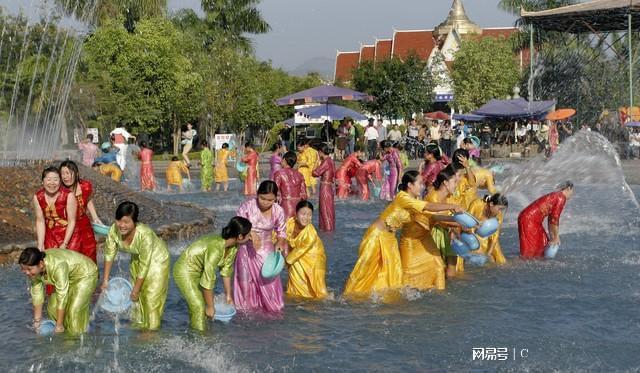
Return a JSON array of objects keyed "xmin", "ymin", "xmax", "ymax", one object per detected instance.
[{"xmin": 433, "ymin": 0, "xmax": 482, "ymax": 38}]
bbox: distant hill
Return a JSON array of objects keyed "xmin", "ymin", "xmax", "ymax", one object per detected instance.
[{"xmin": 288, "ymin": 56, "xmax": 335, "ymax": 79}]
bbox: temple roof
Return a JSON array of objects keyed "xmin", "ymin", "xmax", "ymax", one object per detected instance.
[
  {"xmin": 434, "ymin": 0, "xmax": 482, "ymax": 37},
  {"xmin": 374, "ymin": 39, "xmax": 393, "ymax": 62},
  {"xmin": 334, "ymin": 51, "xmax": 360, "ymax": 82},
  {"xmin": 391, "ymin": 30, "xmax": 436, "ymax": 60}
]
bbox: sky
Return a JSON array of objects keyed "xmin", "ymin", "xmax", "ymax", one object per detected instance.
[{"xmin": 2, "ymin": 0, "xmax": 519, "ymax": 75}]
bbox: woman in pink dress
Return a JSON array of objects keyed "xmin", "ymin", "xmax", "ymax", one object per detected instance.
[
  {"xmin": 420, "ymin": 144, "xmax": 445, "ymax": 192},
  {"xmin": 269, "ymin": 143, "xmax": 284, "ymax": 180},
  {"xmin": 355, "ymin": 158, "xmax": 382, "ymax": 201},
  {"xmin": 139, "ymin": 142, "xmax": 157, "ymax": 192},
  {"xmin": 379, "ymin": 141, "xmax": 401, "ymax": 201},
  {"xmin": 242, "ymin": 143, "xmax": 259, "ymax": 196},
  {"xmin": 335, "ymin": 147, "xmax": 364, "ymax": 199},
  {"xmin": 234, "ymin": 180, "xmax": 288, "ymax": 313},
  {"xmin": 312, "ymin": 144, "xmax": 336, "ymax": 231}
]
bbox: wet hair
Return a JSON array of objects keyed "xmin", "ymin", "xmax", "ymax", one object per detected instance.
[
  {"xmin": 380, "ymin": 140, "xmax": 391, "ymax": 149},
  {"xmin": 451, "ymin": 161, "xmax": 466, "ymax": 172},
  {"xmin": 283, "ymin": 151, "xmax": 298, "ymax": 168},
  {"xmin": 433, "ymin": 167, "xmax": 457, "ymax": 189},
  {"xmin": 558, "ymin": 181, "xmax": 574, "ymax": 190},
  {"xmin": 222, "ymin": 143, "xmax": 229, "ymax": 149},
  {"xmin": 319, "ymin": 144, "xmax": 332, "ymax": 155},
  {"xmin": 425, "ymin": 144, "xmax": 442, "ymax": 161},
  {"xmin": 140, "ymin": 141, "xmax": 148, "ymax": 148},
  {"xmin": 452, "ymin": 148, "xmax": 470, "ymax": 161},
  {"xmin": 354, "ymin": 144, "xmax": 361, "ymax": 152},
  {"xmin": 296, "ymin": 200, "xmax": 314, "ymax": 212},
  {"xmin": 115, "ymin": 201, "xmax": 139, "ymax": 223},
  {"xmin": 271, "ymin": 142, "xmax": 282, "ymax": 151},
  {"xmin": 19, "ymin": 247, "xmax": 45, "ymax": 266},
  {"xmin": 398, "ymin": 170, "xmax": 420, "ymax": 192},
  {"xmin": 221, "ymin": 216, "xmax": 252, "ymax": 239},
  {"xmin": 87, "ymin": 134, "xmax": 94, "ymax": 141},
  {"xmin": 463, "ymin": 138, "xmax": 474, "ymax": 146},
  {"xmin": 58, "ymin": 160, "xmax": 80, "ymax": 191},
  {"xmin": 41, "ymin": 166, "xmax": 60, "ymax": 181},
  {"xmin": 483, "ymin": 193, "xmax": 508, "ymax": 207},
  {"xmin": 171, "ymin": 156, "xmax": 179, "ymax": 161},
  {"xmin": 257, "ymin": 180, "xmax": 278, "ymax": 197},
  {"xmin": 245, "ymin": 142, "xmax": 253, "ymax": 149}
]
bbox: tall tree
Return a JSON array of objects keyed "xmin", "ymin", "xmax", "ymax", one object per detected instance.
[
  {"xmin": 451, "ymin": 36, "xmax": 520, "ymax": 112},
  {"xmin": 55, "ymin": 0, "xmax": 168, "ymax": 32},
  {"xmin": 200, "ymin": 0, "xmax": 270, "ymax": 52}
]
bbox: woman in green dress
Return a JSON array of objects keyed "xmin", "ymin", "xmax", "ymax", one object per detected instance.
[
  {"xmin": 19, "ymin": 247, "xmax": 98, "ymax": 335},
  {"xmin": 102, "ymin": 201, "xmax": 170, "ymax": 330},
  {"xmin": 200, "ymin": 140, "xmax": 214, "ymax": 192},
  {"xmin": 174, "ymin": 216, "xmax": 252, "ymax": 331}
]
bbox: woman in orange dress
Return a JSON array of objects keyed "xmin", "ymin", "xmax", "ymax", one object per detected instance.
[
  {"xmin": 138, "ymin": 142, "xmax": 157, "ymax": 192},
  {"xmin": 242, "ymin": 142, "xmax": 259, "ymax": 196}
]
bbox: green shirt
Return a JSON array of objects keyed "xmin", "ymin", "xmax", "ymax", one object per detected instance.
[
  {"xmin": 104, "ymin": 224, "xmax": 169, "ymax": 280},
  {"xmin": 30, "ymin": 249, "xmax": 98, "ymax": 309},
  {"xmin": 174, "ymin": 234, "xmax": 238, "ymax": 290}
]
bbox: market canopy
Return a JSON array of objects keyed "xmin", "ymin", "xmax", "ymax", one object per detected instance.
[
  {"xmin": 276, "ymin": 85, "xmax": 372, "ymax": 106},
  {"xmin": 472, "ymin": 98, "xmax": 556, "ymax": 119},
  {"xmin": 520, "ymin": 0, "xmax": 640, "ymax": 33},
  {"xmin": 452, "ymin": 113, "xmax": 487, "ymax": 122}
]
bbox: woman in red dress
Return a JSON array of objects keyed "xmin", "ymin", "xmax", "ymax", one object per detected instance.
[
  {"xmin": 312, "ymin": 144, "xmax": 336, "ymax": 231},
  {"xmin": 335, "ymin": 146, "xmax": 364, "ymax": 199},
  {"xmin": 273, "ymin": 151, "xmax": 307, "ymax": 219},
  {"xmin": 242, "ymin": 142, "xmax": 259, "ymax": 196},
  {"xmin": 518, "ymin": 181, "xmax": 574, "ymax": 258},
  {"xmin": 139, "ymin": 141, "xmax": 157, "ymax": 191},
  {"xmin": 33, "ymin": 166, "xmax": 77, "ymax": 252},
  {"xmin": 355, "ymin": 157, "xmax": 382, "ymax": 201},
  {"xmin": 59, "ymin": 160, "xmax": 102, "ymax": 263}
]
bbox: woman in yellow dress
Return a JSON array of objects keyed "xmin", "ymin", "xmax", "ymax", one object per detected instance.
[
  {"xmin": 297, "ymin": 140, "xmax": 318, "ymax": 195},
  {"xmin": 468, "ymin": 193, "xmax": 508, "ymax": 264},
  {"xmin": 426, "ymin": 166, "xmax": 465, "ymax": 278},
  {"xmin": 472, "ymin": 166, "xmax": 497, "ymax": 194},
  {"xmin": 166, "ymin": 156, "xmax": 190, "ymax": 192},
  {"xmin": 215, "ymin": 143, "xmax": 230, "ymax": 192},
  {"xmin": 285, "ymin": 200, "xmax": 328, "ymax": 299},
  {"xmin": 102, "ymin": 201, "xmax": 170, "ymax": 330},
  {"xmin": 449, "ymin": 149, "xmax": 478, "ymax": 209},
  {"xmin": 343, "ymin": 171, "xmax": 460, "ymax": 299}
]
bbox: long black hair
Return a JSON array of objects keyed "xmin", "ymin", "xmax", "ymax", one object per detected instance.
[
  {"xmin": 398, "ymin": 170, "xmax": 420, "ymax": 192},
  {"xmin": 19, "ymin": 247, "xmax": 45, "ymax": 266},
  {"xmin": 257, "ymin": 180, "xmax": 278, "ymax": 197},
  {"xmin": 483, "ymin": 193, "xmax": 508, "ymax": 207},
  {"xmin": 221, "ymin": 216, "xmax": 252, "ymax": 239},
  {"xmin": 59, "ymin": 160, "xmax": 80, "ymax": 191},
  {"xmin": 433, "ymin": 167, "xmax": 457, "ymax": 189},
  {"xmin": 425, "ymin": 143, "xmax": 441, "ymax": 161},
  {"xmin": 283, "ymin": 151, "xmax": 297, "ymax": 168},
  {"xmin": 115, "ymin": 201, "xmax": 139, "ymax": 223}
]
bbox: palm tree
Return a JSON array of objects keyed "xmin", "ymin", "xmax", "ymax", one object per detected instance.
[
  {"xmin": 201, "ymin": 0, "xmax": 270, "ymax": 52},
  {"xmin": 55, "ymin": 0, "xmax": 167, "ymax": 32}
]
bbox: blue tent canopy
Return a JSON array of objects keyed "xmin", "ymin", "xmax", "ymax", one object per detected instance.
[
  {"xmin": 276, "ymin": 85, "xmax": 372, "ymax": 106},
  {"xmin": 452, "ymin": 113, "xmax": 487, "ymax": 122},
  {"xmin": 472, "ymin": 98, "xmax": 556, "ymax": 119},
  {"xmin": 297, "ymin": 104, "xmax": 367, "ymax": 121}
]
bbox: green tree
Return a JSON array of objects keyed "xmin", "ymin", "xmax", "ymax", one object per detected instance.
[
  {"xmin": 352, "ymin": 54, "xmax": 434, "ymax": 120},
  {"xmin": 55, "ymin": 0, "xmax": 167, "ymax": 32},
  {"xmin": 451, "ymin": 37, "xmax": 520, "ymax": 112},
  {"xmin": 83, "ymin": 18, "xmax": 203, "ymax": 146},
  {"xmin": 201, "ymin": 0, "xmax": 270, "ymax": 52}
]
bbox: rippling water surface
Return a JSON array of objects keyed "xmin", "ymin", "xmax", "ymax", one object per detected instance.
[{"xmin": 1, "ymin": 132, "xmax": 639, "ymax": 372}]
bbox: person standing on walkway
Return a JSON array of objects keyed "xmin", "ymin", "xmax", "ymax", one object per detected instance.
[
  {"xmin": 365, "ymin": 119, "xmax": 379, "ymax": 160},
  {"xmin": 110, "ymin": 126, "xmax": 135, "ymax": 171}
]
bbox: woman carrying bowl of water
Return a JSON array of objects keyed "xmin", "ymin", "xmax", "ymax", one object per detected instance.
[
  {"xmin": 468, "ymin": 193, "xmax": 509, "ymax": 265},
  {"xmin": 173, "ymin": 216, "xmax": 252, "ymax": 331},
  {"xmin": 19, "ymin": 247, "xmax": 98, "ymax": 335},
  {"xmin": 518, "ymin": 182, "xmax": 574, "ymax": 259},
  {"xmin": 102, "ymin": 201, "xmax": 170, "ymax": 330},
  {"xmin": 59, "ymin": 160, "xmax": 102, "ymax": 263}
]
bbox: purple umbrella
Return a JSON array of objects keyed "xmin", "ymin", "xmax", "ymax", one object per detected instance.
[
  {"xmin": 276, "ymin": 85, "xmax": 372, "ymax": 106},
  {"xmin": 625, "ymin": 121, "xmax": 640, "ymax": 127}
]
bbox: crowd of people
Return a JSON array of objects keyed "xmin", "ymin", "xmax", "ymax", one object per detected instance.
[{"xmin": 22, "ymin": 131, "xmax": 575, "ymax": 335}]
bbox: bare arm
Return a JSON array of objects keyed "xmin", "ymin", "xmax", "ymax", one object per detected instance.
[
  {"xmin": 424, "ymin": 202, "xmax": 463, "ymax": 213},
  {"xmin": 130, "ymin": 277, "xmax": 145, "ymax": 301},
  {"xmin": 101, "ymin": 260, "xmax": 113, "ymax": 291},
  {"xmin": 55, "ymin": 308, "xmax": 65, "ymax": 333},
  {"xmin": 86, "ymin": 198, "xmax": 102, "ymax": 224},
  {"xmin": 549, "ymin": 223, "xmax": 560, "ymax": 244},
  {"xmin": 223, "ymin": 276, "xmax": 233, "ymax": 304},
  {"xmin": 33, "ymin": 303, "xmax": 43, "ymax": 325},
  {"xmin": 62, "ymin": 194, "xmax": 77, "ymax": 248},
  {"xmin": 33, "ymin": 196, "xmax": 45, "ymax": 251},
  {"xmin": 202, "ymin": 287, "xmax": 215, "ymax": 318}
]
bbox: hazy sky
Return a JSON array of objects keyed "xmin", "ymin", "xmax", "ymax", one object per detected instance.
[{"xmin": 3, "ymin": 0, "xmax": 519, "ymax": 72}]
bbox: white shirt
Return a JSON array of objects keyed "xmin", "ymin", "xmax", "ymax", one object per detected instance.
[
  {"xmin": 429, "ymin": 124, "xmax": 441, "ymax": 140},
  {"xmin": 408, "ymin": 125, "xmax": 419, "ymax": 137},
  {"xmin": 365, "ymin": 126, "xmax": 379, "ymax": 141},
  {"xmin": 388, "ymin": 129, "xmax": 402, "ymax": 141}
]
